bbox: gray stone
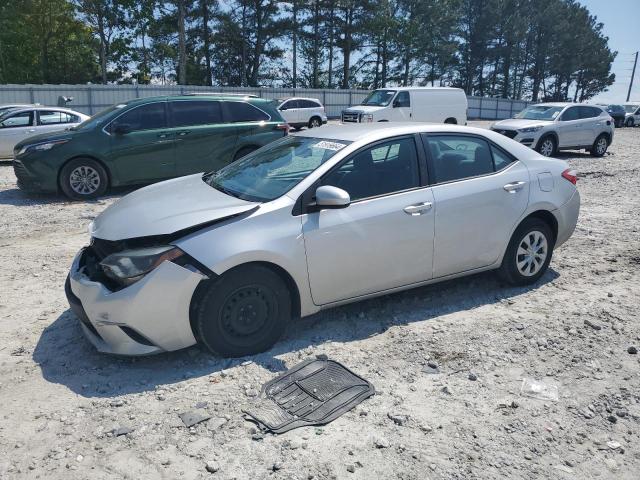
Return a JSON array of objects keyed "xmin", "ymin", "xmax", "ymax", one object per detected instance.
[
  {"xmin": 179, "ymin": 411, "xmax": 211, "ymax": 428},
  {"xmin": 205, "ymin": 461, "xmax": 220, "ymax": 473}
]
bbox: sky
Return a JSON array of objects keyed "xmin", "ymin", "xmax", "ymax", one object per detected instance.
[{"xmin": 578, "ymin": 0, "xmax": 640, "ymax": 103}]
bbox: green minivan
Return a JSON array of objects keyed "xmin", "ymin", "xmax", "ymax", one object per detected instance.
[{"xmin": 12, "ymin": 94, "xmax": 289, "ymax": 199}]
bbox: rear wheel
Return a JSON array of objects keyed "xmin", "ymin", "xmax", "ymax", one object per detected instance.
[
  {"xmin": 498, "ymin": 218, "xmax": 554, "ymax": 286},
  {"xmin": 536, "ymin": 136, "xmax": 556, "ymax": 157},
  {"xmin": 590, "ymin": 134, "xmax": 608, "ymax": 157},
  {"xmin": 59, "ymin": 157, "xmax": 108, "ymax": 200},
  {"xmin": 195, "ymin": 265, "xmax": 291, "ymax": 357},
  {"xmin": 308, "ymin": 117, "xmax": 322, "ymax": 128},
  {"xmin": 233, "ymin": 146, "xmax": 258, "ymax": 161}
]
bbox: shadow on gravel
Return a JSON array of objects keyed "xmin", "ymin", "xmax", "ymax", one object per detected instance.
[{"xmin": 33, "ymin": 268, "xmax": 559, "ymax": 398}]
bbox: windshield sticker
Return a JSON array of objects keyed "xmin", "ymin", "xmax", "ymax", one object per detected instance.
[{"xmin": 313, "ymin": 141, "xmax": 347, "ymax": 151}]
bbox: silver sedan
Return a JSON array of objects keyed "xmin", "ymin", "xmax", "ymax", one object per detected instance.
[{"xmin": 66, "ymin": 123, "xmax": 580, "ymax": 357}]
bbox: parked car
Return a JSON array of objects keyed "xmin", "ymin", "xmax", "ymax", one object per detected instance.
[
  {"xmin": 13, "ymin": 94, "xmax": 288, "ymax": 199},
  {"xmin": 0, "ymin": 106, "xmax": 88, "ymax": 159},
  {"xmin": 341, "ymin": 87, "xmax": 467, "ymax": 125},
  {"xmin": 623, "ymin": 103, "xmax": 640, "ymax": 127},
  {"xmin": 66, "ymin": 123, "xmax": 580, "ymax": 357},
  {"xmin": 277, "ymin": 97, "xmax": 327, "ymax": 130},
  {"xmin": 598, "ymin": 104, "xmax": 626, "ymax": 127},
  {"xmin": 491, "ymin": 103, "xmax": 613, "ymax": 157}
]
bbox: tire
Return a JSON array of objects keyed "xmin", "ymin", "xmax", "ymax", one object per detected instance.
[
  {"xmin": 308, "ymin": 117, "xmax": 322, "ymax": 128},
  {"xmin": 590, "ymin": 134, "xmax": 608, "ymax": 157},
  {"xmin": 59, "ymin": 157, "xmax": 108, "ymax": 200},
  {"xmin": 498, "ymin": 218, "xmax": 555, "ymax": 286},
  {"xmin": 626, "ymin": 118, "xmax": 634, "ymax": 127},
  {"xmin": 536, "ymin": 135, "xmax": 556, "ymax": 157},
  {"xmin": 195, "ymin": 264, "xmax": 291, "ymax": 357},
  {"xmin": 444, "ymin": 117, "xmax": 457, "ymax": 124},
  {"xmin": 233, "ymin": 146, "xmax": 258, "ymax": 161}
]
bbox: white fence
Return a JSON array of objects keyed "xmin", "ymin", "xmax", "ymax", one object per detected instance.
[{"xmin": 0, "ymin": 84, "xmax": 528, "ymax": 120}]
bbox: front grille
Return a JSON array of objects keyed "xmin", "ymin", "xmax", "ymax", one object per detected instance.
[
  {"xmin": 12, "ymin": 160, "xmax": 29, "ymax": 180},
  {"xmin": 341, "ymin": 112, "xmax": 360, "ymax": 123},
  {"xmin": 492, "ymin": 128, "xmax": 518, "ymax": 139}
]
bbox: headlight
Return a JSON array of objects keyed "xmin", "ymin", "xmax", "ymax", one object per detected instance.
[
  {"xmin": 100, "ymin": 246, "xmax": 184, "ymax": 286},
  {"xmin": 363, "ymin": 114, "xmax": 373, "ymax": 123},
  {"xmin": 518, "ymin": 126, "xmax": 543, "ymax": 133},
  {"xmin": 18, "ymin": 139, "xmax": 69, "ymax": 155}
]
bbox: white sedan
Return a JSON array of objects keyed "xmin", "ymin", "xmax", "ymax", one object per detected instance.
[
  {"xmin": 66, "ymin": 123, "xmax": 580, "ymax": 357},
  {"xmin": 0, "ymin": 106, "xmax": 89, "ymax": 158}
]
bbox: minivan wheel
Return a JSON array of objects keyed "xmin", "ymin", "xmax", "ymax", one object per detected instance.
[
  {"xmin": 536, "ymin": 136, "xmax": 556, "ymax": 157},
  {"xmin": 195, "ymin": 265, "xmax": 291, "ymax": 357},
  {"xmin": 591, "ymin": 134, "xmax": 608, "ymax": 157},
  {"xmin": 498, "ymin": 218, "xmax": 554, "ymax": 286},
  {"xmin": 59, "ymin": 158, "xmax": 108, "ymax": 200},
  {"xmin": 626, "ymin": 118, "xmax": 634, "ymax": 127},
  {"xmin": 308, "ymin": 117, "xmax": 322, "ymax": 128}
]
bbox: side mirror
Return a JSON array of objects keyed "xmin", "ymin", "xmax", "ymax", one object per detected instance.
[
  {"xmin": 113, "ymin": 124, "xmax": 132, "ymax": 135},
  {"xmin": 312, "ymin": 185, "xmax": 350, "ymax": 211}
]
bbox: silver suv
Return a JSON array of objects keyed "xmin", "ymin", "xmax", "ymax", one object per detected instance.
[
  {"xmin": 66, "ymin": 123, "xmax": 580, "ymax": 357},
  {"xmin": 491, "ymin": 103, "xmax": 614, "ymax": 157}
]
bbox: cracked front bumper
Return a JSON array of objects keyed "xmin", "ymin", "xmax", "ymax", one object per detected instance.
[{"xmin": 66, "ymin": 248, "xmax": 205, "ymax": 356}]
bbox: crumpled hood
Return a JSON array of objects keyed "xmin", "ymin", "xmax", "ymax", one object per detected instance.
[
  {"xmin": 492, "ymin": 119, "xmax": 552, "ymax": 130},
  {"xmin": 90, "ymin": 174, "xmax": 259, "ymax": 241},
  {"xmin": 343, "ymin": 105, "xmax": 386, "ymax": 114}
]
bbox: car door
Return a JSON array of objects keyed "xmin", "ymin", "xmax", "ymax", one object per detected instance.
[
  {"xmin": 302, "ymin": 135, "xmax": 434, "ymax": 305},
  {"xmin": 390, "ymin": 91, "xmax": 412, "ymax": 121},
  {"xmin": 168, "ymin": 100, "xmax": 239, "ymax": 176},
  {"xmin": 222, "ymin": 101, "xmax": 276, "ymax": 151},
  {"xmin": 422, "ymin": 134, "xmax": 529, "ymax": 278},
  {"xmin": 36, "ymin": 110, "xmax": 81, "ymax": 135},
  {"xmin": 556, "ymin": 106, "xmax": 582, "ymax": 147},
  {"xmin": 108, "ymin": 101, "xmax": 176, "ymax": 183},
  {"xmin": 577, "ymin": 106, "xmax": 602, "ymax": 145},
  {"xmin": 278, "ymin": 100, "xmax": 299, "ymax": 125},
  {"xmin": 0, "ymin": 110, "xmax": 35, "ymax": 157}
]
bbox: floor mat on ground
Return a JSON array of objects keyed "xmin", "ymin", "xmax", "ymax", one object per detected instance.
[{"xmin": 243, "ymin": 357, "xmax": 375, "ymax": 434}]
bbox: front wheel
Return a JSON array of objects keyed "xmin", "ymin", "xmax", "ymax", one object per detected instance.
[
  {"xmin": 194, "ymin": 265, "xmax": 291, "ymax": 357},
  {"xmin": 536, "ymin": 136, "xmax": 556, "ymax": 157},
  {"xmin": 590, "ymin": 134, "xmax": 608, "ymax": 157},
  {"xmin": 498, "ymin": 218, "xmax": 555, "ymax": 286},
  {"xmin": 59, "ymin": 158, "xmax": 108, "ymax": 200}
]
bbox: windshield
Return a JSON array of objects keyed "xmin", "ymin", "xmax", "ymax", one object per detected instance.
[
  {"xmin": 624, "ymin": 104, "xmax": 639, "ymax": 113},
  {"xmin": 361, "ymin": 89, "xmax": 396, "ymax": 107},
  {"xmin": 515, "ymin": 105, "xmax": 564, "ymax": 120},
  {"xmin": 72, "ymin": 103, "xmax": 127, "ymax": 131},
  {"xmin": 205, "ymin": 136, "xmax": 351, "ymax": 202}
]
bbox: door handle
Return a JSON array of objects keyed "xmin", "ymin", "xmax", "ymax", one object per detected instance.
[
  {"xmin": 157, "ymin": 132, "xmax": 171, "ymax": 139},
  {"xmin": 403, "ymin": 202, "xmax": 432, "ymax": 215},
  {"xmin": 177, "ymin": 130, "xmax": 191, "ymax": 136},
  {"xmin": 503, "ymin": 181, "xmax": 526, "ymax": 193}
]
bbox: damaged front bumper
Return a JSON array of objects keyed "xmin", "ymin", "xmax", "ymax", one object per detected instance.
[{"xmin": 65, "ymin": 247, "xmax": 206, "ymax": 356}]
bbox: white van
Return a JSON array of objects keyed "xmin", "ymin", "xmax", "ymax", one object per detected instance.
[{"xmin": 341, "ymin": 87, "xmax": 467, "ymax": 125}]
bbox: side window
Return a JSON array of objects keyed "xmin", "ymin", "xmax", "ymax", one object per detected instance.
[
  {"xmin": 425, "ymin": 135, "xmax": 494, "ymax": 183},
  {"xmin": 0, "ymin": 111, "xmax": 33, "ymax": 128},
  {"xmin": 322, "ymin": 137, "xmax": 420, "ymax": 201},
  {"xmin": 39, "ymin": 111, "xmax": 76, "ymax": 125},
  {"xmin": 300, "ymin": 100, "xmax": 320, "ymax": 109},
  {"xmin": 110, "ymin": 102, "xmax": 167, "ymax": 133},
  {"xmin": 170, "ymin": 101, "xmax": 222, "ymax": 127},
  {"xmin": 394, "ymin": 91, "xmax": 410, "ymax": 108},
  {"xmin": 491, "ymin": 145, "xmax": 514, "ymax": 171},
  {"xmin": 578, "ymin": 106, "xmax": 599, "ymax": 119},
  {"xmin": 561, "ymin": 107, "xmax": 580, "ymax": 121},
  {"xmin": 279, "ymin": 100, "xmax": 292, "ymax": 110},
  {"xmin": 224, "ymin": 102, "xmax": 270, "ymax": 122}
]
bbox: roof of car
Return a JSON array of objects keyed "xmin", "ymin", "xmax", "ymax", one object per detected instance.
[
  {"xmin": 373, "ymin": 87, "xmax": 463, "ymax": 92},
  {"xmin": 0, "ymin": 106, "xmax": 87, "ymax": 116},
  {"xmin": 122, "ymin": 94, "xmax": 272, "ymax": 106},
  {"xmin": 277, "ymin": 97, "xmax": 322, "ymax": 102},
  {"xmin": 293, "ymin": 122, "xmax": 490, "ymax": 142}
]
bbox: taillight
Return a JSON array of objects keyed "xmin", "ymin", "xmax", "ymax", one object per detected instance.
[
  {"xmin": 277, "ymin": 123, "xmax": 290, "ymax": 136},
  {"xmin": 561, "ymin": 168, "xmax": 577, "ymax": 185}
]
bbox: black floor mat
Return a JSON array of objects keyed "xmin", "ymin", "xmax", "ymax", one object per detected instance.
[{"xmin": 243, "ymin": 357, "xmax": 375, "ymax": 434}]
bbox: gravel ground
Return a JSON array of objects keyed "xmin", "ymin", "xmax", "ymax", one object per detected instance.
[{"xmin": 0, "ymin": 122, "xmax": 639, "ymax": 479}]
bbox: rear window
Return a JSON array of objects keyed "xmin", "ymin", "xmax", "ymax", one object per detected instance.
[
  {"xmin": 224, "ymin": 102, "xmax": 270, "ymax": 122},
  {"xmin": 39, "ymin": 111, "xmax": 78, "ymax": 125},
  {"xmin": 299, "ymin": 100, "xmax": 321, "ymax": 108},
  {"xmin": 170, "ymin": 101, "xmax": 222, "ymax": 127}
]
